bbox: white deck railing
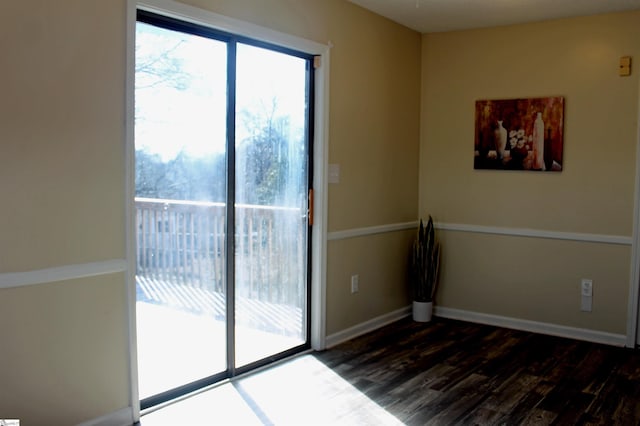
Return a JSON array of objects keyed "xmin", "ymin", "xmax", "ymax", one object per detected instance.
[{"xmin": 135, "ymin": 197, "xmax": 306, "ymax": 307}]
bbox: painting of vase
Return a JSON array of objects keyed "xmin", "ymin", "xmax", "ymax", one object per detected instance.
[{"xmin": 474, "ymin": 97, "xmax": 564, "ymax": 172}]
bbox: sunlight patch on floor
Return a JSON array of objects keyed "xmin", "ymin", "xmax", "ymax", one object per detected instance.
[{"xmin": 141, "ymin": 355, "xmax": 403, "ymax": 425}]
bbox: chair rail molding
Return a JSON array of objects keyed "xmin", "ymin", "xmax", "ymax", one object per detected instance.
[
  {"xmin": 0, "ymin": 259, "xmax": 127, "ymax": 290},
  {"xmin": 327, "ymin": 220, "xmax": 631, "ymax": 245},
  {"xmin": 437, "ymin": 222, "xmax": 632, "ymax": 245}
]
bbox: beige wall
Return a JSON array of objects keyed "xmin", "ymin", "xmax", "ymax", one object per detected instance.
[
  {"xmin": 0, "ymin": 0, "xmax": 420, "ymax": 422},
  {"xmin": 420, "ymin": 12, "xmax": 640, "ymax": 333},
  {"xmin": 0, "ymin": 274, "xmax": 130, "ymax": 425},
  {"xmin": 327, "ymin": 230, "xmax": 415, "ymax": 334},
  {"xmin": 0, "ymin": 0, "xmax": 125, "ymax": 272},
  {"xmin": 0, "ymin": 1, "xmax": 129, "ymax": 424}
]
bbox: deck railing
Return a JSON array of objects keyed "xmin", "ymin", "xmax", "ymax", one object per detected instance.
[{"xmin": 135, "ymin": 197, "xmax": 306, "ymax": 307}]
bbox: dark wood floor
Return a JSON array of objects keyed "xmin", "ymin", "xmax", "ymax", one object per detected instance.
[
  {"xmin": 141, "ymin": 317, "xmax": 640, "ymax": 425},
  {"xmin": 315, "ymin": 317, "xmax": 640, "ymax": 425}
]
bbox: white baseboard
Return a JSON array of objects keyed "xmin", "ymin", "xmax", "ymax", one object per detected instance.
[
  {"xmin": 77, "ymin": 407, "xmax": 134, "ymax": 426},
  {"xmin": 324, "ymin": 305, "xmax": 627, "ymax": 350},
  {"xmin": 325, "ymin": 306, "xmax": 411, "ymax": 348},
  {"xmin": 434, "ymin": 306, "xmax": 627, "ymax": 347}
]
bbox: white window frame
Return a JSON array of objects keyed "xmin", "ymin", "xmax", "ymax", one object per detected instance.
[{"xmin": 125, "ymin": 0, "xmax": 330, "ymax": 420}]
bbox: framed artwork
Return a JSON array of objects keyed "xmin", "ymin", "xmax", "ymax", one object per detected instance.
[{"xmin": 474, "ymin": 97, "xmax": 564, "ymax": 171}]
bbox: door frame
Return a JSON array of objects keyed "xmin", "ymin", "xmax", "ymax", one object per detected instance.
[
  {"xmin": 125, "ymin": 0, "xmax": 330, "ymax": 420},
  {"xmin": 629, "ymin": 81, "xmax": 640, "ymax": 348}
]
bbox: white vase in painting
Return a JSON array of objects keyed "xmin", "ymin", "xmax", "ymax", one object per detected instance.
[
  {"xmin": 495, "ymin": 120, "xmax": 507, "ymax": 160},
  {"xmin": 532, "ymin": 112, "xmax": 545, "ymax": 170}
]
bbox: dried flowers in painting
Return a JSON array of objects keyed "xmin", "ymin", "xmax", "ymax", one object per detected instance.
[{"xmin": 474, "ymin": 97, "xmax": 564, "ymax": 171}]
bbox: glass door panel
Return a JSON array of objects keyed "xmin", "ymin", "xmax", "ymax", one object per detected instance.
[
  {"xmin": 134, "ymin": 13, "xmax": 313, "ymax": 407},
  {"xmin": 135, "ymin": 21, "xmax": 228, "ymax": 400},
  {"xmin": 234, "ymin": 43, "xmax": 309, "ymax": 367}
]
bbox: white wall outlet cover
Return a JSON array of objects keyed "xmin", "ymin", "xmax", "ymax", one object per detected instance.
[
  {"xmin": 328, "ymin": 163, "xmax": 340, "ymax": 184},
  {"xmin": 350, "ymin": 274, "xmax": 359, "ymax": 293},
  {"xmin": 581, "ymin": 295, "xmax": 592, "ymax": 312}
]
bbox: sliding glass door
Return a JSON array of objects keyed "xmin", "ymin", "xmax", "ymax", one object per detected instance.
[
  {"xmin": 134, "ymin": 11, "xmax": 312, "ymax": 407},
  {"xmin": 234, "ymin": 43, "xmax": 310, "ymax": 367}
]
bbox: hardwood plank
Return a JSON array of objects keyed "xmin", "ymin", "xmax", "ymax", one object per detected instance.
[
  {"xmin": 519, "ymin": 408, "xmax": 558, "ymax": 425},
  {"xmin": 409, "ymin": 373, "xmax": 490, "ymax": 425}
]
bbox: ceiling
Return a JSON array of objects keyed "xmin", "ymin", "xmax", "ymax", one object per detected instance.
[{"xmin": 348, "ymin": 0, "xmax": 640, "ymax": 33}]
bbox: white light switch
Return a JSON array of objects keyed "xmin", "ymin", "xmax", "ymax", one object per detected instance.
[{"xmin": 328, "ymin": 163, "xmax": 340, "ymax": 184}]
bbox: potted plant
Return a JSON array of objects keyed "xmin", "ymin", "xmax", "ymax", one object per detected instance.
[{"xmin": 410, "ymin": 216, "xmax": 440, "ymax": 322}]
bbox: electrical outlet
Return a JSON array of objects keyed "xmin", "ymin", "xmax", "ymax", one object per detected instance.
[
  {"xmin": 581, "ymin": 279, "xmax": 593, "ymax": 312},
  {"xmin": 351, "ymin": 274, "xmax": 359, "ymax": 294}
]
